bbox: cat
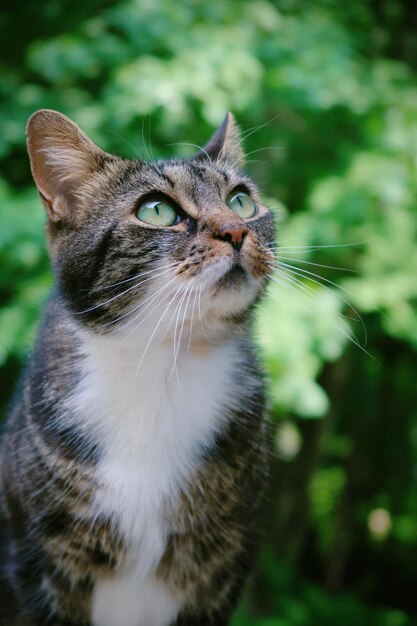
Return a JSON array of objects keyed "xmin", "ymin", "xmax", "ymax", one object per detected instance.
[{"xmin": 0, "ymin": 109, "xmax": 275, "ymax": 626}]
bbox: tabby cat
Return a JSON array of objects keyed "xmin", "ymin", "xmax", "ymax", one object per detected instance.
[{"xmin": 0, "ymin": 109, "xmax": 275, "ymax": 626}]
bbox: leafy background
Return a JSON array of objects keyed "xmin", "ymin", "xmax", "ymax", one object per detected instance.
[{"xmin": 1, "ymin": 0, "xmax": 417, "ymax": 623}]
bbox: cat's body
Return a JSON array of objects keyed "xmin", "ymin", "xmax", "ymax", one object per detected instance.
[{"xmin": 0, "ymin": 110, "xmax": 275, "ymax": 625}]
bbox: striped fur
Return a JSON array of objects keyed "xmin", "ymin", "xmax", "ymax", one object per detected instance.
[{"xmin": 0, "ymin": 110, "xmax": 275, "ymax": 625}]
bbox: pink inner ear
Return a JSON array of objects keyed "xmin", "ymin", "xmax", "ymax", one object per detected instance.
[
  {"xmin": 37, "ymin": 189, "xmax": 69, "ymax": 223},
  {"xmin": 39, "ymin": 190, "xmax": 53, "ymax": 210},
  {"xmin": 38, "ymin": 189, "xmax": 53, "ymax": 212},
  {"xmin": 26, "ymin": 109, "xmax": 110, "ymax": 224}
]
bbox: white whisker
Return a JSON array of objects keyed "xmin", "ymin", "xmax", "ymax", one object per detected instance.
[
  {"xmin": 94, "ymin": 261, "xmax": 181, "ymax": 292},
  {"xmin": 275, "ymin": 255, "xmax": 356, "ymax": 273},
  {"xmin": 274, "ymin": 260, "xmax": 366, "ymax": 338},
  {"xmin": 268, "ymin": 264, "xmax": 371, "ymax": 355},
  {"xmin": 106, "ymin": 129, "xmax": 144, "ymax": 160},
  {"xmin": 166, "ymin": 143, "xmax": 212, "ymax": 162},
  {"xmin": 187, "ymin": 286, "xmax": 199, "ymax": 353},
  {"xmin": 197, "ymin": 279, "xmax": 207, "ymax": 335},
  {"xmin": 141, "ymin": 115, "xmax": 152, "ymax": 163},
  {"xmin": 177, "ymin": 285, "xmax": 195, "ymax": 356},
  {"xmin": 117, "ymin": 277, "xmax": 181, "ymax": 341},
  {"xmin": 134, "ymin": 282, "xmax": 185, "ymax": 380},
  {"xmin": 240, "ymin": 146, "xmax": 285, "ymax": 160},
  {"xmin": 269, "ymin": 241, "xmax": 367, "ymax": 252},
  {"xmin": 170, "ymin": 283, "xmax": 194, "ymax": 386},
  {"xmin": 240, "ymin": 114, "xmax": 282, "ymax": 141},
  {"xmin": 268, "ymin": 270, "xmax": 371, "ymax": 357},
  {"xmin": 79, "ymin": 264, "xmax": 177, "ymax": 315}
]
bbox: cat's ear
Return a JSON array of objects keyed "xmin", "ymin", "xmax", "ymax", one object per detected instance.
[
  {"xmin": 26, "ymin": 109, "xmax": 110, "ymax": 223},
  {"xmin": 195, "ymin": 113, "xmax": 244, "ymax": 165}
]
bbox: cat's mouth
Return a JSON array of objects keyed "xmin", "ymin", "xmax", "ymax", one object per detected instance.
[
  {"xmin": 201, "ymin": 252, "xmax": 270, "ymax": 296},
  {"xmin": 194, "ymin": 257, "xmax": 262, "ymax": 321},
  {"xmin": 169, "ymin": 249, "xmax": 271, "ymax": 321},
  {"xmin": 216, "ymin": 262, "xmax": 247, "ymax": 289}
]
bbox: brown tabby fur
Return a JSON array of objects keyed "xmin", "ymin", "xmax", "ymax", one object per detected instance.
[{"xmin": 0, "ymin": 110, "xmax": 275, "ymax": 625}]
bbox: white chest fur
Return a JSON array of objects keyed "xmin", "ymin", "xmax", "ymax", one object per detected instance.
[{"xmin": 73, "ymin": 327, "xmax": 239, "ymax": 626}]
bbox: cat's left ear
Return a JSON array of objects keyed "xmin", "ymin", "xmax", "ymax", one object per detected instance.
[{"xmin": 194, "ymin": 113, "xmax": 244, "ymax": 166}]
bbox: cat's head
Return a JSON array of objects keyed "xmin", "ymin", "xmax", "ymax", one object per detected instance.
[{"xmin": 26, "ymin": 110, "xmax": 275, "ymax": 339}]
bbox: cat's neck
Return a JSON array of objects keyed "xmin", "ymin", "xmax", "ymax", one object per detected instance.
[
  {"xmin": 71, "ymin": 316, "xmax": 245, "ymax": 450},
  {"xmin": 79, "ymin": 317, "xmax": 240, "ymax": 380}
]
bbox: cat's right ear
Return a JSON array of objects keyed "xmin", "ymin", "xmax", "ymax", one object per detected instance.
[
  {"xmin": 194, "ymin": 113, "xmax": 244, "ymax": 166},
  {"xmin": 26, "ymin": 110, "xmax": 110, "ymax": 224}
]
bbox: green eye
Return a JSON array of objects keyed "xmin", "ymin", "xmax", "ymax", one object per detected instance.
[
  {"xmin": 226, "ymin": 191, "xmax": 257, "ymax": 218},
  {"xmin": 136, "ymin": 199, "xmax": 180, "ymax": 227}
]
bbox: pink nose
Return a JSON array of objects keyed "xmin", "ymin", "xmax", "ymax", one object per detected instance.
[{"xmin": 218, "ymin": 223, "xmax": 248, "ymax": 250}]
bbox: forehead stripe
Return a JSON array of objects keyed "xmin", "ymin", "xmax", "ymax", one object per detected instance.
[{"xmin": 152, "ymin": 165, "xmax": 175, "ymax": 188}]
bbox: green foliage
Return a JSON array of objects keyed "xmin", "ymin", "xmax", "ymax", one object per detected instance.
[
  {"xmin": 232, "ymin": 548, "xmax": 417, "ymax": 626},
  {"xmin": 1, "ymin": 0, "xmax": 417, "ymax": 622},
  {"xmin": 0, "ymin": 181, "xmax": 51, "ymax": 365}
]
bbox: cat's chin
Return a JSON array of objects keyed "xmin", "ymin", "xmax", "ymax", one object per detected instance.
[
  {"xmin": 216, "ymin": 263, "xmax": 248, "ymax": 289},
  {"xmin": 188, "ymin": 256, "xmax": 263, "ymax": 315},
  {"xmin": 197, "ymin": 264, "xmax": 262, "ymax": 321},
  {"xmin": 197, "ymin": 255, "xmax": 259, "ymax": 289}
]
